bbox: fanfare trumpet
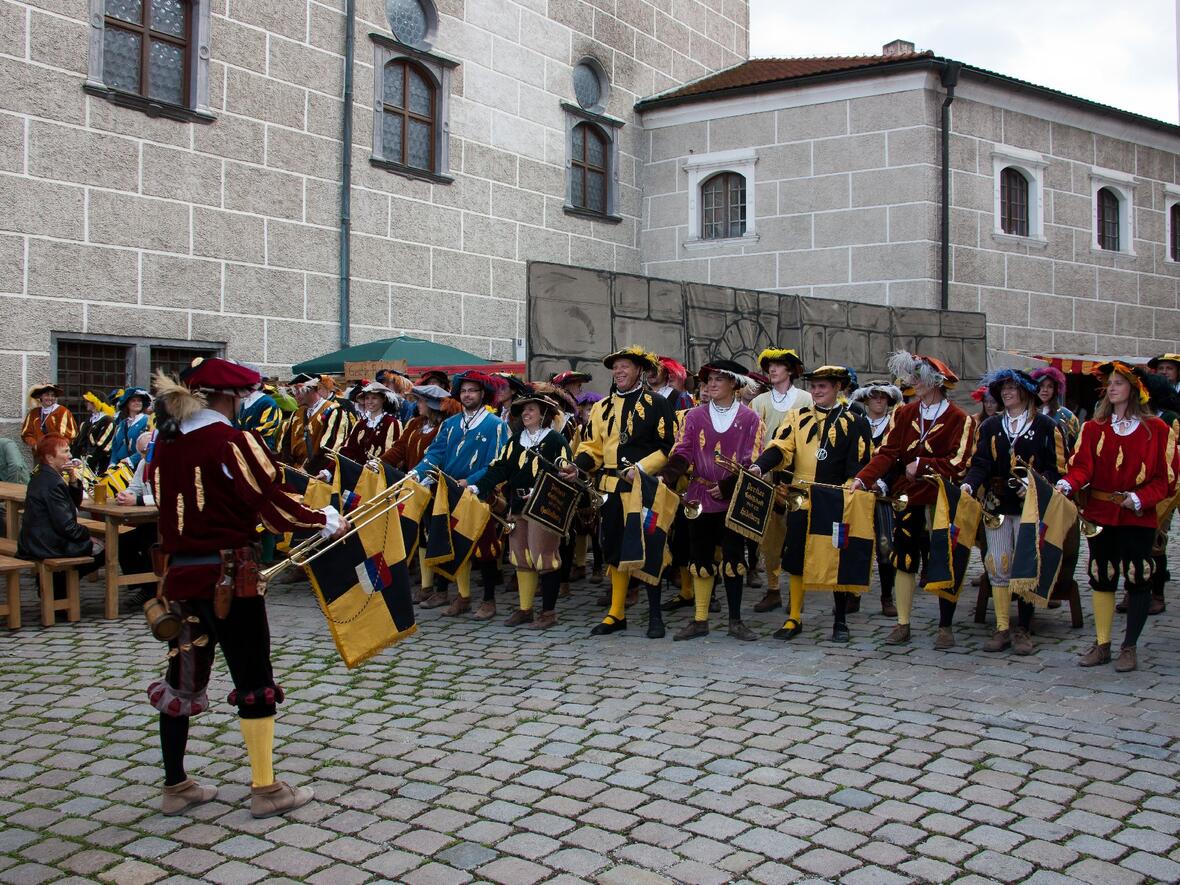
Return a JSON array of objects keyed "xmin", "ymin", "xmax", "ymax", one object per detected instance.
[
  {"xmin": 1011, "ymin": 456, "xmax": 1103, "ymax": 539},
  {"xmin": 257, "ymin": 475, "xmax": 418, "ymax": 583},
  {"xmin": 546, "ymin": 453, "xmax": 608, "ymax": 512},
  {"xmin": 772, "ymin": 478, "xmax": 910, "ymax": 513}
]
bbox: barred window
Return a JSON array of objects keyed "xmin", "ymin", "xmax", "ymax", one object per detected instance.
[
  {"xmin": 381, "ymin": 59, "xmax": 435, "ymax": 172},
  {"xmin": 150, "ymin": 345, "xmax": 219, "ymax": 380},
  {"xmin": 701, "ymin": 172, "xmax": 746, "ymax": 240},
  {"xmin": 570, "ymin": 122, "xmax": 608, "ymax": 215},
  {"xmin": 999, "ymin": 167, "xmax": 1029, "ymax": 237},
  {"xmin": 1097, "ymin": 187, "xmax": 1120, "ymax": 251},
  {"xmin": 56, "ymin": 340, "xmax": 132, "ymax": 419}
]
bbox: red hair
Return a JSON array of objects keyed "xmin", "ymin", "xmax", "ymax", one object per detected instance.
[{"xmin": 36, "ymin": 433, "xmax": 70, "ymax": 463}]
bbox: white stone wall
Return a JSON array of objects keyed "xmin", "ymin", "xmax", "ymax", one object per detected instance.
[
  {"xmin": 945, "ymin": 90, "xmax": 1180, "ymax": 358},
  {"xmin": 638, "ymin": 74, "xmax": 943, "ymax": 308},
  {"xmin": 0, "ymin": 0, "xmax": 749, "ymax": 431}
]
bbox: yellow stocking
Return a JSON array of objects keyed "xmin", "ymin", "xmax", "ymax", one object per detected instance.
[
  {"xmin": 606, "ymin": 566, "xmax": 629, "ymax": 621},
  {"xmin": 455, "ymin": 560, "xmax": 472, "ymax": 599},
  {"xmin": 1093, "ymin": 590, "xmax": 1115, "ymax": 645},
  {"xmin": 992, "ymin": 584, "xmax": 1012, "ymax": 631},
  {"xmin": 782, "ymin": 574, "xmax": 804, "ymax": 628},
  {"xmin": 574, "ymin": 535, "xmax": 588, "ymax": 568},
  {"xmin": 418, "ymin": 547, "xmax": 434, "ymax": 591},
  {"xmin": 894, "ymin": 571, "xmax": 916, "ymax": 625},
  {"xmin": 679, "ymin": 567, "xmax": 693, "ymax": 601},
  {"xmin": 693, "ymin": 574, "xmax": 713, "ymax": 623},
  {"xmin": 239, "ymin": 716, "xmax": 275, "ymax": 788},
  {"xmin": 517, "ymin": 569, "xmax": 539, "ymax": 610}
]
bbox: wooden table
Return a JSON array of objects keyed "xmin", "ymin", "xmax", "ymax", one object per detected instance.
[
  {"xmin": 0, "ymin": 481, "xmax": 26, "ymax": 541},
  {"xmin": 79, "ymin": 500, "xmax": 160, "ymax": 619}
]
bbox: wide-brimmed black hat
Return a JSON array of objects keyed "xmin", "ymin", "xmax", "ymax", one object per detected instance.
[
  {"xmin": 803, "ymin": 365, "xmax": 851, "ymax": 388},
  {"xmin": 697, "ymin": 360, "xmax": 752, "ymax": 386},
  {"xmin": 603, "ymin": 346, "xmax": 659, "ymax": 372}
]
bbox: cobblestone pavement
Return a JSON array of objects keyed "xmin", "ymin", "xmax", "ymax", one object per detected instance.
[{"xmin": 2, "ymin": 548, "xmax": 1180, "ymax": 885}]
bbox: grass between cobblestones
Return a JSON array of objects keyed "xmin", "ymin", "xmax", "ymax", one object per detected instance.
[{"xmin": 1, "ymin": 552, "xmax": 1180, "ymax": 884}]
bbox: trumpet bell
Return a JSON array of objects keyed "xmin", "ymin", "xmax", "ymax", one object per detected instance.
[
  {"xmin": 786, "ymin": 491, "xmax": 807, "ymax": 512},
  {"xmin": 1079, "ymin": 517, "xmax": 1103, "ymax": 539},
  {"xmin": 890, "ymin": 494, "xmax": 909, "ymax": 512},
  {"xmin": 684, "ymin": 500, "xmax": 703, "ymax": 520},
  {"xmin": 981, "ymin": 511, "xmax": 1005, "ymax": 530}
]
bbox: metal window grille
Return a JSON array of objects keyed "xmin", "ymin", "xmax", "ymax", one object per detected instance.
[
  {"xmin": 150, "ymin": 345, "xmax": 219, "ymax": 381},
  {"xmin": 56, "ymin": 340, "xmax": 133, "ymax": 419}
]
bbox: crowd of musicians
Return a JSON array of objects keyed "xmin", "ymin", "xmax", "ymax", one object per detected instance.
[{"xmin": 12, "ymin": 345, "xmax": 1179, "ymax": 818}]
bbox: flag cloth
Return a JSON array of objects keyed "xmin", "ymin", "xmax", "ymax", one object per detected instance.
[
  {"xmin": 423, "ymin": 471, "xmax": 491, "ymax": 580},
  {"xmin": 303, "ymin": 465, "xmax": 416, "ymax": 668},
  {"xmin": 926, "ymin": 478, "xmax": 983, "ymax": 601},
  {"xmin": 97, "ymin": 462, "xmax": 134, "ymax": 498},
  {"xmin": 396, "ymin": 475, "xmax": 433, "ymax": 559},
  {"xmin": 1009, "ymin": 468, "xmax": 1078, "ymax": 607},
  {"xmin": 802, "ymin": 485, "xmax": 876, "ymax": 594},
  {"xmin": 276, "ymin": 469, "xmax": 334, "ymax": 552},
  {"xmin": 331, "ymin": 454, "xmax": 391, "ymax": 552},
  {"xmin": 617, "ymin": 471, "xmax": 678, "ymax": 586}
]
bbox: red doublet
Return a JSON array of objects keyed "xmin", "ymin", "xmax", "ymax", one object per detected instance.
[
  {"xmin": 856, "ymin": 399, "xmax": 973, "ymax": 505},
  {"xmin": 1062, "ymin": 417, "xmax": 1178, "ymax": 528},
  {"xmin": 340, "ymin": 413, "xmax": 401, "ymax": 462},
  {"xmin": 151, "ymin": 417, "xmax": 326, "ymax": 598},
  {"xmin": 21, "ymin": 405, "xmax": 78, "ymax": 447}
]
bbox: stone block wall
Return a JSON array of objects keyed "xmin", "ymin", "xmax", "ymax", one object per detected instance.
[
  {"xmin": 638, "ymin": 78, "xmax": 943, "ymax": 307},
  {"xmin": 0, "ymin": 0, "xmax": 749, "ymax": 432},
  {"xmin": 528, "ymin": 262, "xmax": 987, "ymax": 393}
]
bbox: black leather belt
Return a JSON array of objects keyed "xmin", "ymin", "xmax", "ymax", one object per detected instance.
[{"xmin": 170, "ymin": 553, "xmax": 221, "ymax": 566}]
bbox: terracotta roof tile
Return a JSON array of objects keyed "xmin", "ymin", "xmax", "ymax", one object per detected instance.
[{"xmin": 640, "ymin": 51, "xmax": 935, "ymax": 106}]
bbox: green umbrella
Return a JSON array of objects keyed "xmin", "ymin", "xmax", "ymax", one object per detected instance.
[{"xmin": 291, "ymin": 336, "xmax": 495, "ymax": 375}]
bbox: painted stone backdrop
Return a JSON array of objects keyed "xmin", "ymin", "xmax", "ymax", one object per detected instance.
[{"xmin": 528, "ymin": 263, "xmax": 987, "ymax": 396}]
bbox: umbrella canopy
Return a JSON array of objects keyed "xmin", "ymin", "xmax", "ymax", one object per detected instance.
[{"xmin": 291, "ymin": 336, "xmax": 495, "ymax": 376}]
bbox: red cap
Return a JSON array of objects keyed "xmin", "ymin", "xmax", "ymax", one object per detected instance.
[{"xmin": 180, "ymin": 357, "xmax": 261, "ymax": 394}]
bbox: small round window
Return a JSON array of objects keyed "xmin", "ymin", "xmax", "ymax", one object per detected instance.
[
  {"xmin": 573, "ymin": 58, "xmax": 608, "ymax": 112},
  {"xmin": 387, "ymin": 0, "xmax": 431, "ymax": 47}
]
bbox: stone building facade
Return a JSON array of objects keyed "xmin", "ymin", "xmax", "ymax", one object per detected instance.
[
  {"xmin": 0, "ymin": 0, "xmax": 748, "ymax": 433},
  {"xmin": 635, "ymin": 50, "xmax": 1180, "ymax": 361}
]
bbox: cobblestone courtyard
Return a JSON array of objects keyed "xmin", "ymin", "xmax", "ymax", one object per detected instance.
[{"xmin": 2, "ymin": 554, "xmax": 1180, "ymax": 885}]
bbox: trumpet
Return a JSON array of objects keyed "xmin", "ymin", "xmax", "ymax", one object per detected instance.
[
  {"xmin": 1015, "ymin": 456, "xmax": 1103, "ymax": 539},
  {"xmin": 776, "ymin": 478, "xmax": 909, "ymax": 513},
  {"xmin": 553, "ymin": 455, "xmax": 608, "ymax": 511}
]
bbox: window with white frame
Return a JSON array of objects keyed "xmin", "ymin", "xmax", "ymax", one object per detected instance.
[
  {"xmin": 683, "ymin": 149, "xmax": 758, "ymax": 246},
  {"xmin": 1090, "ymin": 166, "xmax": 1135, "ymax": 255},
  {"xmin": 85, "ymin": 0, "xmax": 214, "ymax": 122},
  {"xmin": 1167, "ymin": 184, "xmax": 1180, "ymax": 263},
  {"xmin": 990, "ymin": 146, "xmax": 1046, "ymax": 242},
  {"xmin": 370, "ymin": 31, "xmax": 456, "ymax": 183}
]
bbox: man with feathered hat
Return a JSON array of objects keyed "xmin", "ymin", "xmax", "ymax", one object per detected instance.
[
  {"xmin": 1148, "ymin": 353, "xmax": 1180, "ymax": 394},
  {"xmin": 648, "ymin": 356, "xmax": 694, "ymax": 412},
  {"xmin": 71, "ymin": 391, "xmax": 116, "ymax": 474},
  {"xmin": 852, "ymin": 351, "xmax": 974, "ymax": 649},
  {"xmin": 560, "ymin": 346, "xmax": 677, "ymax": 636},
  {"xmin": 146, "ymin": 358, "xmax": 350, "ymax": 819},
  {"xmin": 21, "ymin": 382, "xmax": 77, "ymax": 452},
  {"xmin": 275, "ymin": 373, "xmax": 352, "ymax": 474},
  {"xmin": 410, "ymin": 370, "xmax": 510, "ymax": 617},
  {"xmin": 747, "ymin": 348, "xmax": 812, "ymax": 612},
  {"xmin": 750, "ymin": 366, "xmax": 873, "ymax": 643}
]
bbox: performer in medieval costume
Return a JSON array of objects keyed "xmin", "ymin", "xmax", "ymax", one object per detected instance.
[
  {"xmin": 1030, "ymin": 367, "xmax": 1080, "ymax": 450},
  {"xmin": 21, "ymin": 382, "xmax": 77, "ymax": 452},
  {"xmin": 561, "ymin": 347, "xmax": 676, "ymax": 636},
  {"xmin": 853, "ymin": 352, "xmax": 974, "ymax": 648},
  {"xmin": 748, "ymin": 348, "xmax": 813, "ymax": 614},
  {"xmin": 1148, "ymin": 353, "xmax": 1180, "ymax": 394},
  {"xmin": 275, "ymin": 374, "xmax": 351, "ymax": 474},
  {"xmin": 411, "ymin": 371, "xmax": 510, "ymax": 618},
  {"xmin": 237, "ymin": 383, "xmax": 283, "ymax": 451},
  {"xmin": 750, "ymin": 366, "xmax": 873, "ymax": 642},
  {"xmin": 71, "ymin": 391, "xmax": 116, "ymax": 474},
  {"xmin": 1057, "ymin": 362, "xmax": 1177, "ymax": 672},
  {"xmin": 649, "ymin": 356, "xmax": 695, "ymax": 411},
  {"xmin": 659, "ymin": 361, "xmax": 764, "ymax": 641},
  {"xmin": 551, "ymin": 370, "xmax": 593, "ymax": 405},
  {"xmin": 110, "ymin": 388, "xmax": 152, "ymax": 469},
  {"xmin": 340, "ymin": 381, "xmax": 402, "ymax": 463},
  {"xmin": 147, "ymin": 358, "xmax": 348, "ymax": 818},
  {"xmin": 848, "ymin": 379, "xmax": 904, "ymax": 617},
  {"xmin": 961, "ymin": 369, "xmax": 1067, "ymax": 655},
  {"xmin": 472, "ymin": 392, "xmax": 571, "ymax": 629}
]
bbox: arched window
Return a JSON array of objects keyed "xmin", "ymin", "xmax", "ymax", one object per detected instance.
[
  {"xmin": 570, "ymin": 122, "xmax": 608, "ymax": 215},
  {"xmin": 701, "ymin": 172, "xmax": 746, "ymax": 239},
  {"xmin": 1097, "ymin": 187, "xmax": 1120, "ymax": 251},
  {"xmin": 1170, "ymin": 204, "xmax": 1180, "ymax": 262},
  {"xmin": 999, "ymin": 167, "xmax": 1028, "ymax": 237},
  {"xmin": 382, "ymin": 59, "xmax": 435, "ymax": 171}
]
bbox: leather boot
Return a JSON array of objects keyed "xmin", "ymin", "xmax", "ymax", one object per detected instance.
[
  {"xmin": 1078, "ymin": 642, "xmax": 1111, "ymax": 667},
  {"xmin": 674, "ymin": 619, "xmax": 709, "ymax": 641},
  {"xmin": 884, "ymin": 623, "xmax": 910, "ymax": 645},
  {"xmin": 1114, "ymin": 646, "xmax": 1138, "ymax": 672},
  {"xmin": 472, "ymin": 600, "xmax": 496, "ymax": 621},
  {"xmin": 250, "ymin": 781, "xmax": 314, "ymax": 819},
  {"xmin": 983, "ymin": 629, "xmax": 1011, "ymax": 652},
  {"xmin": 420, "ymin": 591, "xmax": 449, "ymax": 609},
  {"xmin": 161, "ymin": 779, "xmax": 217, "ymax": 816},
  {"xmin": 935, "ymin": 627, "xmax": 955, "ymax": 649},
  {"xmin": 753, "ymin": 591, "xmax": 781, "ymax": 613},
  {"xmin": 443, "ymin": 596, "xmax": 470, "ymax": 617},
  {"xmin": 504, "ymin": 608, "xmax": 533, "ymax": 626},
  {"xmin": 1011, "ymin": 627, "xmax": 1034, "ymax": 656},
  {"xmin": 525, "ymin": 610, "xmax": 557, "ymax": 630}
]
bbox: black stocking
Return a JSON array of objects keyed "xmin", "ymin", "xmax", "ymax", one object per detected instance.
[
  {"xmin": 724, "ymin": 576, "xmax": 743, "ymax": 620},
  {"xmin": 1124, "ymin": 586, "xmax": 1151, "ymax": 647},
  {"xmin": 540, "ymin": 571, "xmax": 561, "ymax": 611},
  {"xmin": 938, "ymin": 597, "xmax": 957, "ymax": 628},
  {"xmin": 160, "ymin": 714, "xmax": 189, "ymax": 787}
]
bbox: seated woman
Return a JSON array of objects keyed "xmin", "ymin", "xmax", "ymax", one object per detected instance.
[{"xmin": 18, "ymin": 434, "xmax": 104, "ymax": 597}]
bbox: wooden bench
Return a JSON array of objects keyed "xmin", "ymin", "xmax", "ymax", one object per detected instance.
[
  {"xmin": 0, "ymin": 555, "xmax": 35, "ymax": 629},
  {"xmin": 0, "ymin": 538, "xmax": 14, "ymax": 556},
  {"xmin": 36, "ymin": 556, "xmax": 94, "ymax": 627},
  {"xmin": 79, "ymin": 517, "xmax": 133, "ymax": 538},
  {"xmin": 973, "ymin": 573, "xmax": 1084, "ymax": 629}
]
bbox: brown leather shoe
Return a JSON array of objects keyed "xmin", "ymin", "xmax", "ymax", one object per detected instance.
[
  {"xmin": 570, "ymin": 565, "xmax": 587, "ymax": 582},
  {"xmin": 1114, "ymin": 646, "xmax": 1138, "ymax": 672},
  {"xmin": 881, "ymin": 596, "xmax": 897, "ymax": 618},
  {"xmin": 525, "ymin": 610, "xmax": 557, "ymax": 630},
  {"xmin": 420, "ymin": 591, "xmax": 449, "ymax": 609},
  {"xmin": 472, "ymin": 601, "xmax": 496, "ymax": 621},
  {"xmin": 746, "ymin": 566, "xmax": 763, "ymax": 589},
  {"xmin": 728, "ymin": 620, "xmax": 757, "ymax": 641},
  {"xmin": 250, "ymin": 780, "xmax": 314, "ymax": 819},
  {"xmin": 1149, "ymin": 594, "xmax": 1166, "ymax": 615},
  {"xmin": 1115, "ymin": 592, "xmax": 1129, "ymax": 613},
  {"xmin": 935, "ymin": 627, "xmax": 955, "ymax": 649},
  {"xmin": 884, "ymin": 623, "xmax": 911, "ymax": 645},
  {"xmin": 983, "ymin": 629, "xmax": 1011, "ymax": 652},
  {"xmin": 1011, "ymin": 627, "xmax": 1035, "ymax": 656},
  {"xmin": 1078, "ymin": 642, "xmax": 1111, "ymax": 667},
  {"xmin": 674, "ymin": 619, "xmax": 709, "ymax": 641},
  {"xmin": 504, "ymin": 608, "xmax": 533, "ymax": 626},
  {"xmin": 753, "ymin": 591, "xmax": 781, "ymax": 613},
  {"xmin": 559, "ymin": 582, "xmax": 571, "ymax": 598},
  {"xmin": 412, "ymin": 586, "xmax": 430, "ymax": 604},
  {"xmin": 161, "ymin": 778, "xmax": 217, "ymax": 816},
  {"xmin": 443, "ymin": 596, "xmax": 471, "ymax": 617},
  {"xmin": 588, "ymin": 567, "xmax": 603, "ymax": 585}
]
